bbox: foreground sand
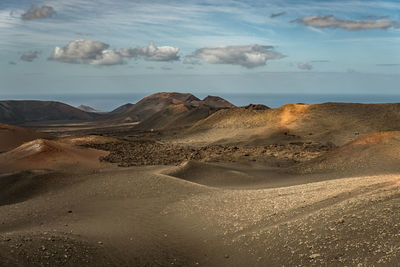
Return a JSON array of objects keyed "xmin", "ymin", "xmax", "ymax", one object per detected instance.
[{"xmin": 0, "ymin": 165, "xmax": 399, "ymax": 266}]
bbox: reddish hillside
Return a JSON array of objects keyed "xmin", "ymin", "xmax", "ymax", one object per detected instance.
[
  {"xmin": 0, "ymin": 139, "xmax": 109, "ymax": 173},
  {"xmin": 0, "ymin": 123, "xmax": 50, "ymax": 152}
]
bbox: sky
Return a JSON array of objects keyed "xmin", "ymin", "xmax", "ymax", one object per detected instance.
[{"xmin": 1, "ymin": 0, "xmax": 400, "ymax": 97}]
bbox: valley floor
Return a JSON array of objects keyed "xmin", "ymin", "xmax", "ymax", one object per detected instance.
[{"xmin": 1, "ymin": 165, "xmax": 399, "ymax": 266}]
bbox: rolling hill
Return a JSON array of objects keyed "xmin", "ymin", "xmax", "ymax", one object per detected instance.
[
  {"xmin": 184, "ymin": 102, "xmax": 400, "ymax": 146},
  {"xmin": 291, "ymin": 131, "xmax": 400, "ymax": 175},
  {"xmin": 0, "ymin": 123, "xmax": 50, "ymax": 152},
  {"xmin": 0, "ymin": 139, "xmax": 109, "ymax": 173}
]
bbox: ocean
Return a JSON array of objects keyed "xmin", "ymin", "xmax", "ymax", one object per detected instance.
[{"xmin": 2, "ymin": 93, "xmax": 400, "ymax": 112}]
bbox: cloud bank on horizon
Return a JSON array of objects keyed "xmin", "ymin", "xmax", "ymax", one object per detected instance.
[{"xmin": 1, "ymin": 0, "xmax": 399, "ymax": 94}]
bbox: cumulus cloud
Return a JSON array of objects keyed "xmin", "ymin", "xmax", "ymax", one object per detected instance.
[
  {"xmin": 90, "ymin": 50, "xmax": 124, "ymax": 65},
  {"xmin": 298, "ymin": 62, "xmax": 313, "ymax": 70},
  {"xmin": 270, "ymin": 12, "xmax": 286, "ymax": 18},
  {"xmin": 49, "ymin": 40, "xmax": 181, "ymax": 65},
  {"xmin": 189, "ymin": 45, "xmax": 284, "ymax": 68},
  {"xmin": 294, "ymin": 15, "xmax": 399, "ymax": 31},
  {"xmin": 119, "ymin": 42, "xmax": 179, "ymax": 61},
  {"xmin": 21, "ymin": 5, "xmax": 55, "ymax": 20},
  {"xmin": 49, "ymin": 40, "xmax": 123, "ymax": 65},
  {"xmin": 20, "ymin": 51, "xmax": 39, "ymax": 62}
]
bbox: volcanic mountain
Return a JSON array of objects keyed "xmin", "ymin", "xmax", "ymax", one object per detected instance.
[
  {"xmin": 111, "ymin": 92, "xmax": 235, "ymax": 130},
  {"xmin": 0, "ymin": 100, "xmax": 99, "ymax": 124}
]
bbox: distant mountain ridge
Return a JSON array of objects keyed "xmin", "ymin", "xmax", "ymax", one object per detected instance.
[
  {"xmin": 0, "ymin": 93, "xmax": 236, "ymax": 127},
  {"xmin": 0, "ymin": 100, "xmax": 99, "ymax": 124},
  {"xmin": 77, "ymin": 105, "xmax": 105, "ymax": 113}
]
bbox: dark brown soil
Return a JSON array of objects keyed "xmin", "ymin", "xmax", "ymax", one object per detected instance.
[{"xmin": 85, "ymin": 140, "xmax": 334, "ymax": 167}]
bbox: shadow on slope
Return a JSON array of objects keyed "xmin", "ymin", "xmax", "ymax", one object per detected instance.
[{"xmin": 290, "ymin": 131, "xmax": 400, "ymax": 176}]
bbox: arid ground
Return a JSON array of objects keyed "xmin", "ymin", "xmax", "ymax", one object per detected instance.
[{"xmin": 0, "ymin": 93, "xmax": 399, "ymax": 266}]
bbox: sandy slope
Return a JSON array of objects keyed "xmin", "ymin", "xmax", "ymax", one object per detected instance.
[
  {"xmin": 0, "ymin": 166, "xmax": 399, "ymax": 266},
  {"xmin": 0, "ymin": 123, "xmax": 49, "ymax": 153},
  {"xmin": 292, "ymin": 131, "xmax": 400, "ymax": 176},
  {"xmin": 183, "ymin": 103, "xmax": 400, "ymax": 146},
  {"xmin": 0, "ymin": 139, "xmax": 110, "ymax": 173}
]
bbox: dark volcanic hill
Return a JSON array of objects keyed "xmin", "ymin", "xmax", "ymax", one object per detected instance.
[
  {"xmin": 0, "ymin": 100, "xmax": 99, "ymax": 124},
  {"xmin": 201, "ymin": 95, "xmax": 235, "ymax": 109},
  {"xmin": 109, "ymin": 103, "xmax": 134, "ymax": 115},
  {"xmin": 111, "ymin": 92, "xmax": 201, "ymax": 122},
  {"xmin": 111, "ymin": 92, "xmax": 236, "ymax": 129}
]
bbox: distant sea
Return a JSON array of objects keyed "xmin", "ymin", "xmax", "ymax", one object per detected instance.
[{"xmin": 2, "ymin": 93, "xmax": 400, "ymax": 112}]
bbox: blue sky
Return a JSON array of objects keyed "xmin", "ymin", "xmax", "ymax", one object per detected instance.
[{"xmin": 1, "ymin": 0, "xmax": 399, "ymax": 96}]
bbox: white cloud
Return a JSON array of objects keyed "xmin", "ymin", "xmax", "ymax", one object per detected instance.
[
  {"xmin": 119, "ymin": 42, "xmax": 179, "ymax": 62},
  {"xmin": 21, "ymin": 5, "xmax": 55, "ymax": 20},
  {"xmin": 298, "ymin": 62, "xmax": 313, "ymax": 70},
  {"xmin": 49, "ymin": 40, "xmax": 181, "ymax": 65},
  {"xmin": 49, "ymin": 40, "xmax": 123, "ymax": 65},
  {"xmin": 90, "ymin": 50, "xmax": 124, "ymax": 65},
  {"xmin": 295, "ymin": 15, "xmax": 399, "ymax": 31},
  {"xmin": 189, "ymin": 45, "xmax": 284, "ymax": 68}
]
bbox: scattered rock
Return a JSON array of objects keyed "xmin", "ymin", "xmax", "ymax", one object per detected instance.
[{"xmin": 309, "ymin": 253, "xmax": 321, "ymax": 259}]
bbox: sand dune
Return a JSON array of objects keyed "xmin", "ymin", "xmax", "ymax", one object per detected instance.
[
  {"xmin": 0, "ymin": 139, "xmax": 109, "ymax": 173},
  {"xmin": 0, "ymin": 166, "xmax": 398, "ymax": 266},
  {"xmin": 184, "ymin": 102, "xmax": 400, "ymax": 146},
  {"xmin": 0, "ymin": 123, "xmax": 50, "ymax": 152},
  {"xmin": 166, "ymin": 161, "xmax": 320, "ymax": 189}
]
